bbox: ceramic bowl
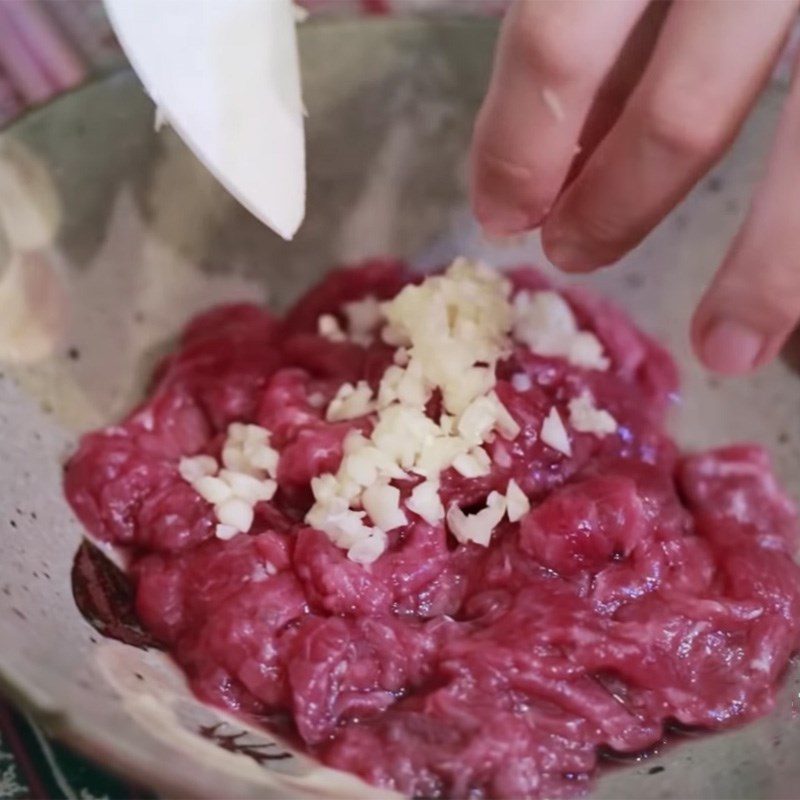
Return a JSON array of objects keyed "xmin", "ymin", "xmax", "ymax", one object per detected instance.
[{"xmin": 0, "ymin": 16, "xmax": 798, "ymax": 799}]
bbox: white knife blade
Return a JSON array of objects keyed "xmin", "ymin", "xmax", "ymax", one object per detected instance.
[{"xmin": 104, "ymin": 0, "xmax": 306, "ymax": 241}]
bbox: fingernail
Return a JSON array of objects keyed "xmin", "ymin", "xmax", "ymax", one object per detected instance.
[
  {"xmin": 474, "ymin": 197, "xmax": 538, "ymax": 237},
  {"xmin": 543, "ymin": 231, "xmax": 597, "ymax": 273},
  {"xmin": 700, "ymin": 318, "xmax": 764, "ymax": 374}
]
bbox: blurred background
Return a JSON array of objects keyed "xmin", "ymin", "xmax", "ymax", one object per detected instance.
[
  {"xmin": 0, "ymin": 0, "xmax": 121, "ymax": 127},
  {"xmin": 0, "ymin": 0, "xmax": 797, "ymax": 131},
  {"xmin": 0, "ymin": 0, "xmax": 515, "ymax": 128}
]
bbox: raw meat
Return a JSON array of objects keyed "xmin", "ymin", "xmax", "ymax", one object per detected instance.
[{"xmin": 65, "ymin": 260, "xmax": 800, "ymax": 799}]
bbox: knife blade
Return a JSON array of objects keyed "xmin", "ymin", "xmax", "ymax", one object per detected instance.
[{"xmin": 104, "ymin": 0, "xmax": 306, "ymax": 241}]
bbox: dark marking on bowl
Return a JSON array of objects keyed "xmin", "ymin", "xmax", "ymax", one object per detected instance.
[
  {"xmin": 198, "ymin": 723, "xmax": 293, "ymax": 763},
  {"xmin": 71, "ymin": 540, "xmax": 162, "ymax": 650}
]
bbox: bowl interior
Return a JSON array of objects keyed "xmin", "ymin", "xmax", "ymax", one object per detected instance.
[{"xmin": 0, "ymin": 16, "xmax": 798, "ymax": 800}]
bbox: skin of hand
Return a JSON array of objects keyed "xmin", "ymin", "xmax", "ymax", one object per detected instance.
[{"xmin": 471, "ymin": 0, "xmax": 800, "ymax": 375}]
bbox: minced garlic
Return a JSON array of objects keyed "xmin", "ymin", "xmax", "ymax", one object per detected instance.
[
  {"xmin": 512, "ymin": 290, "xmax": 609, "ymax": 370},
  {"xmin": 568, "ymin": 391, "xmax": 618, "ymax": 436},
  {"xmin": 541, "ymin": 407, "xmax": 572, "ymax": 457},
  {"xmin": 181, "ymin": 259, "xmax": 614, "ymax": 563},
  {"xmin": 505, "ymin": 479, "xmax": 530, "ymax": 522},
  {"xmin": 179, "ymin": 422, "xmax": 279, "ymax": 540},
  {"xmin": 305, "ymin": 259, "xmax": 521, "ymax": 562}
]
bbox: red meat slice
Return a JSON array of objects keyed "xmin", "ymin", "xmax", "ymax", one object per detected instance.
[{"xmin": 64, "ymin": 262, "xmax": 800, "ymax": 800}]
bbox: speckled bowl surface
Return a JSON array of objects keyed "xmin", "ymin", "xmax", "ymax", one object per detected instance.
[{"xmin": 0, "ymin": 16, "xmax": 798, "ymax": 800}]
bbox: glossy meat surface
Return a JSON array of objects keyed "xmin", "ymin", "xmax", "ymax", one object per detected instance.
[{"xmin": 65, "ymin": 261, "xmax": 800, "ymax": 799}]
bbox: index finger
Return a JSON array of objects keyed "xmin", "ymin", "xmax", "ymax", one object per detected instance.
[
  {"xmin": 541, "ymin": 0, "xmax": 798, "ymax": 273},
  {"xmin": 470, "ymin": 0, "xmax": 647, "ymax": 236}
]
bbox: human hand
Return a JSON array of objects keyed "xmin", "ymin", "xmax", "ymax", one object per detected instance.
[{"xmin": 471, "ymin": 0, "xmax": 800, "ymax": 374}]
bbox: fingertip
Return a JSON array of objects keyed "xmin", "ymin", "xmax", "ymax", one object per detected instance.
[
  {"xmin": 692, "ymin": 314, "xmax": 766, "ymax": 375},
  {"xmin": 540, "ymin": 220, "xmax": 607, "ymax": 274},
  {"xmin": 541, "ymin": 236, "xmax": 596, "ymax": 274},
  {"xmin": 689, "ymin": 306, "xmax": 710, "ymax": 364},
  {"xmin": 470, "ymin": 163, "xmax": 545, "ymax": 237},
  {"xmin": 472, "ymin": 199, "xmax": 539, "ymax": 238}
]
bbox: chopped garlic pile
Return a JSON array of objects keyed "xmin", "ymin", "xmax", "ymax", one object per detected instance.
[
  {"xmin": 382, "ymin": 259, "xmax": 514, "ymax": 415},
  {"xmin": 327, "ymin": 380, "xmax": 375, "ymax": 422},
  {"xmin": 179, "ymin": 423, "xmax": 279, "ymax": 540},
  {"xmin": 512, "ymin": 290, "xmax": 609, "ymax": 370},
  {"xmin": 447, "ymin": 491, "xmax": 506, "ymax": 547},
  {"xmin": 568, "ymin": 391, "xmax": 618, "ymax": 436},
  {"xmin": 179, "ymin": 259, "xmax": 620, "ymax": 564},
  {"xmin": 306, "ymin": 259, "xmax": 526, "ymax": 562},
  {"xmin": 318, "ymin": 295, "xmax": 383, "ymax": 347}
]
